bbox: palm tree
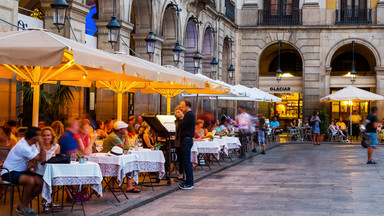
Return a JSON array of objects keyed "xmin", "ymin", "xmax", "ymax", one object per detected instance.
[{"xmin": 17, "ymin": 83, "xmax": 77, "ymax": 126}]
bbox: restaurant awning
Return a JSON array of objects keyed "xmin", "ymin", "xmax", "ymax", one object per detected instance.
[{"xmin": 0, "ymin": 29, "xmax": 155, "ymax": 126}]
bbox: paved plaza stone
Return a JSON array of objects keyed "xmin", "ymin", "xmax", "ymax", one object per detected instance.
[{"xmin": 124, "ymin": 144, "xmax": 384, "ymax": 216}]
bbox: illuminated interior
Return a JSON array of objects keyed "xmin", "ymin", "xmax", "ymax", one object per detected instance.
[{"xmin": 269, "ymin": 93, "xmax": 302, "ymax": 128}]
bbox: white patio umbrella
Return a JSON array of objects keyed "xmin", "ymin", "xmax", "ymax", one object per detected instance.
[
  {"xmin": 320, "ymin": 85, "xmax": 384, "ymax": 136},
  {"xmin": 218, "ymin": 86, "xmax": 282, "ymax": 102}
]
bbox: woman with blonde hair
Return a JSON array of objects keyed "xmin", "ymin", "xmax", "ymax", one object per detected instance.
[
  {"xmin": 74, "ymin": 121, "xmax": 95, "ymax": 155},
  {"xmin": 51, "ymin": 121, "xmax": 64, "ymax": 138},
  {"xmin": 139, "ymin": 121, "xmax": 154, "ymax": 149}
]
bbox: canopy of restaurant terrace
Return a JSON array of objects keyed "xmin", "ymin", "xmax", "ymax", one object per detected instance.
[
  {"xmin": 218, "ymin": 86, "xmax": 282, "ymax": 102},
  {"xmin": 0, "ymin": 29, "xmax": 159, "ymax": 126},
  {"xmin": 320, "ymin": 86, "xmax": 384, "ymax": 136}
]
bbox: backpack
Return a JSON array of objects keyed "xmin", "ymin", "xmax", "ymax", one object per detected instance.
[{"xmin": 308, "ymin": 116, "xmax": 315, "ymax": 127}]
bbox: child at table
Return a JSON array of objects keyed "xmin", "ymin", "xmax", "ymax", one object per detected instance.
[{"xmin": 258, "ymin": 117, "xmax": 267, "ymax": 155}]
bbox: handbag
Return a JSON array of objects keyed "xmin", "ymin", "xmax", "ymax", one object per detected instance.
[{"xmin": 41, "ymin": 154, "xmax": 70, "ymax": 165}]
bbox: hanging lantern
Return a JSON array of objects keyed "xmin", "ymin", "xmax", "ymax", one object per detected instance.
[
  {"xmin": 228, "ymin": 64, "xmax": 235, "ymax": 80},
  {"xmin": 210, "ymin": 57, "xmax": 218, "ymax": 74},
  {"xmin": 172, "ymin": 43, "xmax": 184, "ymax": 64},
  {"xmin": 106, "ymin": 16, "xmax": 121, "ymax": 48},
  {"xmin": 193, "ymin": 52, "xmax": 203, "ymax": 72},
  {"xmin": 145, "ymin": 31, "xmax": 157, "ymax": 57},
  {"xmin": 50, "ymin": 0, "xmax": 69, "ymax": 32},
  {"xmin": 276, "ymin": 68, "xmax": 282, "ymax": 82}
]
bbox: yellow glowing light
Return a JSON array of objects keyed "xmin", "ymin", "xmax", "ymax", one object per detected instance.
[
  {"xmin": 281, "ymin": 73, "xmax": 294, "ymax": 77},
  {"xmin": 343, "ymin": 101, "xmax": 349, "ymax": 105}
]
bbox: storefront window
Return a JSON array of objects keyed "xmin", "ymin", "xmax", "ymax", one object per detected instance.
[{"xmin": 269, "ymin": 93, "xmax": 302, "ymax": 128}]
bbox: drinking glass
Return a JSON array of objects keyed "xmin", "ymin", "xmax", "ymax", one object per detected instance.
[
  {"xmin": 70, "ymin": 153, "xmax": 76, "ymax": 163},
  {"xmin": 96, "ymin": 145, "xmax": 103, "ymax": 153}
]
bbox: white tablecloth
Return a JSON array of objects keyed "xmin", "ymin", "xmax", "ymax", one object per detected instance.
[
  {"xmin": 130, "ymin": 149, "xmax": 166, "ymax": 179},
  {"xmin": 192, "ymin": 140, "xmax": 221, "ymax": 162},
  {"xmin": 86, "ymin": 153, "xmax": 139, "ymax": 185},
  {"xmin": 38, "ymin": 161, "xmax": 103, "ymax": 203},
  {"xmin": 221, "ymin": 137, "xmax": 242, "ymax": 150}
]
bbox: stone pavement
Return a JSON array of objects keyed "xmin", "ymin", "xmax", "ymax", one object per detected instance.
[{"xmin": 124, "ymin": 144, "xmax": 384, "ymax": 216}]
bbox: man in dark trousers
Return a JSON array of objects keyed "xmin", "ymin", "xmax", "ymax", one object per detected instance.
[
  {"xmin": 365, "ymin": 106, "xmax": 378, "ymax": 164},
  {"xmin": 177, "ymin": 99, "xmax": 195, "ymax": 190}
]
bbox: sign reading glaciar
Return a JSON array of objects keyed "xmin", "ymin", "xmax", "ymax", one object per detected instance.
[{"xmin": 270, "ymin": 87, "xmax": 291, "ymax": 91}]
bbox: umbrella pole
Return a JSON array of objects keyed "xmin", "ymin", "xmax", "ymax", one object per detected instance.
[
  {"xmin": 32, "ymin": 84, "xmax": 40, "ymax": 127},
  {"xmin": 350, "ymin": 101, "xmax": 353, "ymax": 138},
  {"xmin": 167, "ymin": 97, "xmax": 171, "ymax": 115},
  {"xmin": 195, "ymin": 94, "xmax": 199, "ymax": 118},
  {"xmin": 117, "ymin": 92, "xmax": 122, "ymax": 121}
]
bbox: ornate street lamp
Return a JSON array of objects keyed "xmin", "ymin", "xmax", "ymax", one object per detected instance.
[
  {"xmin": 193, "ymin": 52, "xmax": 203, "ymax": 73},
  {"xmin": 50, "ymin": 0, "xmax": 69, "ymax": 32},
  {"xmin": 145, "ymin": 0, "xmax": 157, "ymax": 61},
  {"xmin": 228, "ymin": 64, "xmax": 235, "ymax": 80},
  {"xmin": 208, "ymin": 26, "xmax": 218, "ymax": 76},
  {"xmin": 210, "ymin": 57, "xmax": 218, "ymax": 75},
  {"xmin": 191, "ymin": 15, "xmax": 203, "ymax": 74},
  {"xmin": 276, "ymin": 41, "xmax": 283, "ymax": 82},
  {"xmin": 228, "ymin": 37, "xmax": 235, "ymax": 81},
  {"xmin": 170, "ymin": 2, "xmax": 183, "ymax": 65},
  {"xmin": 145, "ymin": 31, "xmax": 157, "ymax": 61},
  {"xmin": 351, "ymin": 41, "xmax": 357, "ymax": 83},
  {"xmin": 106, "ymin": 0, "xmax": 121, "ymax": 48}
]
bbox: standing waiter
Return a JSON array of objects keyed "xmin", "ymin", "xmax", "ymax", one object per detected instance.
[{"xmin": 177, "ymin": 99, "xmax": 195, "ymax": 190}]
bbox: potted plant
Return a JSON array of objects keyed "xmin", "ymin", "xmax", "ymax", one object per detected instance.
[
  {"xmin": 76, "ymin": 152, "xmax": 86, "ymax": 164},
  {"xmin": 318, "ymin": 109, "xmax": 329, "ymax": 142},
  {"xmin": 123, "ymin": 146, "xmax": 130, "ymax": 155},
  {"xmin": 208, "ymin": 135, "xmax": 214, "ymax": 141},
  {"xmin": 154, "ymin": 142, "xmax": 163, "ymax": 151}
]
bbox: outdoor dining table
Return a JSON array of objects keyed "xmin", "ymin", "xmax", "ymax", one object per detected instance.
[
  {"xmin": 86, "ymin": 153, "xmax": 139, "ymax": 184},
  {"xmin": 212, "ymin": 137, "xmax": 242, "ymax": 155},
  {"xmin": 129, "ymin": 149, "xmax": 166, "ymax": 179},
  {"xmin": 192, "ymin": 140, "xmax": 221, "ymax": 167},
  {"xmin": 37, "ymin": 161, "xmax": 103, "ymax": 208}
]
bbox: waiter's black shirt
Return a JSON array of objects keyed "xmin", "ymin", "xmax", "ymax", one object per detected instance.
[{"xmin": 179, "ymin": 110, "xmax": 195, "ymax": 139}]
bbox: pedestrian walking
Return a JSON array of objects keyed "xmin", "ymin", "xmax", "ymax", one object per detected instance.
[
  {"xmin": 258, "ymin": 117, "xmax": 266, "ymax": 154},
  {"xmin": 310, "ymin": 110, "xmax": 321, "ymax": 145},
  {"xmin": 365, "ymin": 106, "xmax": 378, "ymax": 164},
  {"xmin": 177, "ymin": 99, "xmax": 195, "ymax": 190},
  {"xmin": 236, "ymin": 105, "xmax": 252, "ymax": 159}
]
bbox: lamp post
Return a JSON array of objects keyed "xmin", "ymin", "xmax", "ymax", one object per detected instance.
[
  {"xmin": 276, "ymin": 41, "xmax": 283, "ymax": 82},
  {"xmin": 170, "ymin": 2, "xmax": 183, "ymax": 65},
  {"xmin": 228, "ymin": 37, "xmax": 235, "ymax": 81},
  {"xmin": 351, "ymin": 41, "xmax": 357, "ymax": 83},
  {"xmin": 208, "ymin": 26, "xmax": 218, "ymax": 78},
  {"xmin": 145, "ymin": 0, "xmax": 157, "ymax": 61},
  {"xmin": 106, "ymin": 0, "xmax": 121, "ymax": 48},
  {"xmin": 191, "ymin": 16, "xmax": 203, "ymax": 74},
  {"xmin": 50, "ymin": 0, "xmax": 69, "ymax": 32}
]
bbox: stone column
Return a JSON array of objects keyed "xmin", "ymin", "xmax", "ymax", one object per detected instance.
[
  {"xmin": 377, "ymin": 1, "xmax": 384, "ymax": 25},
  {"xmin": 376, "ymin": 67, "xmax": 384, "ymax": 120},
  {"xmin": 324, "ymin": 67, "xmax": 332, "ymax": 96},
  {"xmin": 240, "ymin": 2, "xmax": 258, "ymax": 26},
  {"xmin": 302, "ymin": 1, "xmax": 320, "ymax": 25},
  {"xmin": 41, "ymin": 0, "xmax": 89, "ymax": 43},
  {"xmin": 0, "ymin": 0, "xmax": 18, "ymax": 31}
]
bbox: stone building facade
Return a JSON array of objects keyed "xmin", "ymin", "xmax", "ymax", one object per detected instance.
[{"xmin": 0, "ymin": 0, "xmax": 384, "ymax": 126}]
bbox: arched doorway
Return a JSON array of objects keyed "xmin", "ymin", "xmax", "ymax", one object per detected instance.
[
  {"xmin": 201, "ymin": 27, "xmax": 213, "ymax": 77},
  {"xmin": 161, "ymin": 4, "xmax": 177, "ymax": 66},
  {"xmin": 130, "ymin": 0, "xmax": 151, "ymax": 57},
  {"xmin": 217, "ymin": 37, "xmax": 233, "ymax": 118},
  {"xmin": 329, "ymin": 42, "xmax": 376, "ymax": 121},
  {"xmin": 258, "ymin": 42, "xmax": 303, "ymax": 128},
  {"xmin": 184, "ymin": 18, "xmax": 198, "ymax": 73}
]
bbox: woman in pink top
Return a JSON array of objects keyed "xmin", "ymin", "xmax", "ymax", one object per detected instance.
[{"xmin": 74, "ymin": 121, "xmax": 95, "ymax": 154}]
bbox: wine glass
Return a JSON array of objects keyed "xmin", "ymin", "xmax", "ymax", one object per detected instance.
[{"xmin": 96, "ymin": 145, "xmax": 103, "ymax": 153}]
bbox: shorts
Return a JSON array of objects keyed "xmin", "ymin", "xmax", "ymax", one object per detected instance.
[
  {"xmin": 1, "ymin": 171, "xmax": 37, "ymax": 185},
  {"xmin": 367, "ymin": 133, "xmax": 377, "ymax": 147}
]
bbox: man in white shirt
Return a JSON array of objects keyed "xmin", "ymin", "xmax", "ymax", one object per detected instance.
[
  {"xmin": 1, "ymin": 127, "xmax": 46, "ymax": 216},
  {"xmin": 236, "ymin": 105, "xmax": 252, "ymax": 159}
]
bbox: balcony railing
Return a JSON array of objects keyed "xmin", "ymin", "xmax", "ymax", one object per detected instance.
[
  {"xmin": 225, "ymin": 0, "xmax": 235, "ymax": 22},
  {"xmin": 258, "ymin": 9, "xmax": 302, "ymax": 25},
  {"xmin": 335, "ymin": 9, "xmax": 372, "ymax": 25}
]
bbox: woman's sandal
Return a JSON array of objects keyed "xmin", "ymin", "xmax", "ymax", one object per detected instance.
[{"xmin": 126, "ymin": 187, "xmax": 141, "ymax": 193}]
